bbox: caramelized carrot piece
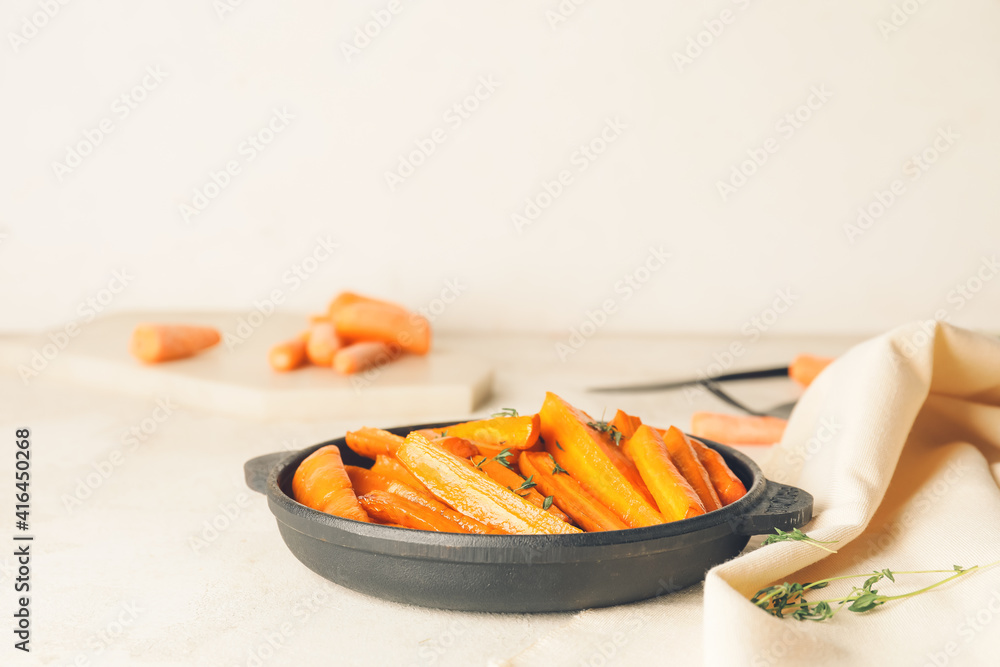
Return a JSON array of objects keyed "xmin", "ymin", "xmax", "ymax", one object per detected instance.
[
  {"xmin": 622, "ymin": 426, "xmax": 706, "ymax": 522},
  {"xmin": 610, "ymin": 409, "xmax": 642, "ymax": 439},
  {"xmin": 689, "ymin": 438, "xmax": 747, "ymax": 506},
  {"xmin": 437, "ymin": 414, "xmax": 540, "ymax": 450},
  {"xmin": 333, "ymin": 341, "xmax": 401, "ymax": 375},
  {"xmin": 430, "ymin": 436, "xmax": 480, "ymax": 459},
  {"xmin": 469, "ymin": 456, "xmax": 571, "ymax": 523},
  {"xmin": 268, "ymin": 332, "xmax": 309, "ymax": 372},
  {"xmin": 371, "ymin": 454, "xmax": 426, "ymax": 491},
  {"xmin": 346, "ymin": 467, "xmax": 498, "ymax": 534},
  {"xmin": 129, "ymin": 324, "xmax": 220, "ymax": 363},
  {"xmin": 539, "ymin": 393, "xmax": 663, "ymax": 529},
  {"xmin": 357, "ymin": 490, "xmax": 471, "ymax": 533},
  {"xmin": 655, "ymin": 427, "xmax": 721, "ymax": 511},
  {"xmin": 396, "ymin": 433, "xmax": 580, "ymax": 535},
  {"xmin": 519, "ymin": 452, "xmax": 628, "ymax": 532},
  {"xmin": 333, "ymin": 302, "xmax": 431, "ymax": 355},
  {"xmin": 305, "ymin": 321, "xmax": 343, "ymax": 366},
  {"xmin": 789, "ymin": 353, "xmax": 834, "ymax": 388},
  {"xmin": 344, "ymin": 427, "xmax": 404, "ymax": 459},
  {"xmin": 689, "ymin": 412, "xmax": 787, "ymax": 445},
  {"xmin": 593, "ymin": 431, "xmax": 658, "ymax": 509},
  {"xmin": 291, "ymin": 445, "xmax": 371, "ymax": 522}
]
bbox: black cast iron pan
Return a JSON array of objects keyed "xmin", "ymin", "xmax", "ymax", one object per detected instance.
[{"xmin": 244, "ymin": 422, "xmax": 812, "ymax": 613}]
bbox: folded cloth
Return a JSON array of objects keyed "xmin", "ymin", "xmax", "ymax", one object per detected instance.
[{"xmin": 505, "ymin": 322, "xmax": 1000, "ymax": 667}]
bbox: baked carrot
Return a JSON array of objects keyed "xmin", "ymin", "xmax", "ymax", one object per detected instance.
[
  {"xmin": 357, "ymin": 490, "xmax": 472, "ymax": 533},
  {"xmin": 430, "ymin": 436, "xmax": 480, "ymax": 459},
  {"xmin": 333, "ymin": 302, "xmax": 431, "ymax": 356},
  {"xmin": 593, "ymin": 431, "xmax": 658, "ymax": 508},
  {"xmin": 789, "ymin": 353, "xmax": 834, "ymax": 388},
  {"xmin": 440, "ymin": 414, "xmax": 541, "ymax": 451},
  {"xmin": 305, "ymin": 321, "xmax": 343, "ymax": 366},
  {"xmin": 291, "ymin": 445, "xmax": 370, "ymax": 522},
  {"xmin": 333, "ymin": 341, "xmax": 400, "ymax": 375},
  {"xmin": 655, "ymin": 427, "xmax": 721, "ymax": 511},
  {"xmin": 371, "ymin": 454, "xmax": 427, "ymax": 491},
  {"xmin": 622, "ymin": 426, "xmax": 706, "ymax": 522},
  {"xmin": 328, "ymin": 292, "xmax": 405, "ymax": 319},
  {"xmin": 346, "ymin": 467, "xmax": 497, "ymax": 534},
  {"xmin": 519, "ymin": 452, "xmax": 628, "ymax": 532},
  {"xmin": 610, "ymin": 409, "xmax": 642, "ymax": 439},
  {"xmin": 689, "ymin": 412, "xmax": 787, "ymax": 445},
  {"xmin": 469, "ymin": 455, "xmax": 571, "ymax": 523},
  {"xmin": 129, "ymin": 323, "xmax": 220, "ymax": 363},
  {"xmin": 345, "ymin": 427, "xmax": 404, "ymax": 459},
  {"xmin": 268, "ymin": 332, "xmax": 309, "ymax": 372},
  {"xmin": 690, "ymin": 438, "xmax": 747, "ymax": 506},
  {"xmin": 396, "ymin": 433, "xmax": 580, "ymax": 535},
  {"xmin": 539, "ymin": 393, "xmax": 663, "ymax": 529}
]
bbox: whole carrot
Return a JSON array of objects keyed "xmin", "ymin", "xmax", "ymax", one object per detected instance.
[
  {"xmin": 689, "ymin": 438, "xmax": 747, "ymax": 506},
  {"xmin": 328, "ymin": 292, "xmax": 405, "ymax": 319},
  {"xmin": 292, "ymin": 445, "xmax": 370, "ymax": 522},
  {"xmin": 333, "ymin": 302, "xmax": 431, "ymax": 356},
  {"xmin": 305, "ymin": 321, "xmax": 343, "ymax": 366},
  {"xmin": 689, "ymin": 412, "xmax": 787, "ymax": 445},
  {"xmin": 129, "ymin": 324, "xmax": 220, "ymax": 363},
  {"xmin": 656, "ymin": 426, "xmax": 722, "ymax": 512},
  {"xmin": 268, "ymin": 331, "xmax": 309, "ymax": 372},
  {"xmin": 789, "ymin": 353, "xmax": 835, "ymax": 388},
  {"xmin": 519, "ymin": 451, "xmax": 627, "ymax": 532},
  {"xmin": 622, "ymin": 426, "xmax": 706, "ymax": 522},
  {"xmin": 333, "ymin": 341, "xmax": 400, "ymax": 375}
]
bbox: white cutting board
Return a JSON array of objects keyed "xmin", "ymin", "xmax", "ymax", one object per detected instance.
[{"xmin": 1, "ymin": 312, "xmax": 493, "ymax": 420}]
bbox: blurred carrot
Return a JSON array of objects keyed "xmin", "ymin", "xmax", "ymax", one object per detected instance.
[
  {"xmin": 657, "ymin": 426, "xmax": 721, "ymax": 512},
  {"xmin": 371, "ymin": 454, "xmax": 426, "ymax": 491},
  {"xmin": 333, "ymin": 302, "xmax": 431, "ymax": 356},
  {"xmin": 328, "ymin": 292, "xmax": 405, "ymax": 319},
  {"xmin": 689, "ymin": 412, "xmax": 787, "ymax": 445},
  {"xmin": 789, "ymin": 353, "xmax": 835, "ymax": 388},
  {"xmin": 519, "ymin": 451, "xmax": 627, "ymax": 532},
  {"xmin": 268, "ymin": 331, "xmax": 309, "ymax": 372},
  {"xmin": 345, "ymin": 427, "xmax": 404, "ymax": 459},
  {"xmin": 470, "ymin": 455, "xmax": 571, "ymax": 522},
  {"xmin": 291, "ymin": 445, "xmax": 370, "ymax": 522},
  {"xmin": 305, "ymin": 321, "xmax": 343, "ymax": 366},
  {"xmin": 689, "ymin": 438, "xmax": 747, "ymax": 506},
  {"xmin": 622, "ymin": 426, "xmax": 706, "ymax": 522},
  {"xmin": 442, "ymin": 414, "xmax": 541, "ymax": 450},
  {"xmin": 357, "ymin": 490, "xmax": 472, "ymax": 533},
  {"xmin": 333, "ymin": 341, "xmax": 400, "ymax": 375},
  {"xmin": 129, "ymin": 323, "xmax": 220, "ymax": 363}
]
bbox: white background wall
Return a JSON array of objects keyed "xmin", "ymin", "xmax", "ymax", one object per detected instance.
[{"xmin": 3, "ymin": 0, "xmax": 999, "ymax": 336}]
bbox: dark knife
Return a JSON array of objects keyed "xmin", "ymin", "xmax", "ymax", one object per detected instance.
[{"xmin": 588, "ymin": 365, "xmax": 790, "ymax": 393}]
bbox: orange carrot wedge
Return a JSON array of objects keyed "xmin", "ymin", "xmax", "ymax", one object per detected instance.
[
  {"xmin": 610, "ymin": 409, "xmax": 642, "ymax": 439},
  {"xmin": 689, "ymin": 412, "xmax": 787, "ymax": 445},
  {"xmin": 305, "ymin": 321, "xmax": 343, "ymax": 366},
  {"xmin": 789, "ymin": 353, "xmax": 835, "ymax": 388},
  {"xmin": 333, "ymin": 341, "xmax": 401, "ymax": 375},
  {"xmin": 440, "ymin": 414, "xmax": 541, "ymax": 451},
  {"xmin": 129, "ymin": 324, "xmax": 220, "ymax": 363},
  {"xmin": 345, "ymin": 427, "xmax": 404, "ymax": 459},
  {"xmin": 539, "ymin": 393, "xmax": 663, "ymax": 529},
  {"xmin": 333, "ymin": 302, "xmax": 431, "ymax": 356},
  {"xmin": 371, "ymin": 454, "xmax": 427, "ymax": 491},
  {"xmin": 357, "ymin": 490, "xmax": 472, "ymax": 533},
  {"xmin": 346, "ymin": 467, "xmax": 498, "ymax": 534},
  {"xmin": 519, "ymin": 452, "xmax": 628, "ymax": 532},
  {"xmin": 430, "ymin": 436, "xmax": 480, "ymax": 459},
  {"xmin": 268, "ymin": 332, "xmax": 309, "ymax": 372},
  {"xmin": 292, "ymin": 445, "xmax": 371, "ymax": 522},
  {"xmin": 655, "ymin": 427, "xmax": 721, "ymax": 511},
  {"xmin": 592, "ymin": 430, "xmax": 658, "ymax": 509},
  {"xmin": 690, "ymin": 438, "xmax": 747, "ymax": 506},
  {"xmin": 328, "ymin": 292, "xmax": 405, "ymax": 319},
  {"xmin": 469, "ymin": 455, "xmax": 571, "ymax": 523},
  {"xmin": 622, "ymin": 426, "xmax": 706, "ymax": 522},
  {"xmin": 396, "ymin": 433, "xmax": 580, "ymax": 535}
]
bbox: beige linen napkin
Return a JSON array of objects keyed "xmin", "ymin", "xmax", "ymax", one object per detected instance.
[{"xmin": 505, "ymin": 322, "xmax": 1000, "ymax": 666}]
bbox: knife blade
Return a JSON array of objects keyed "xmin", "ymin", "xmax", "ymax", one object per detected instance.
[{"xmin": 588, "ymin": 365, "xmax": 790, "ymax": 393}]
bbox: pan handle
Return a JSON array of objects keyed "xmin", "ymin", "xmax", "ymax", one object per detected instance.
[
  {"xmin": 729, "ymin": 480, "xmax": 814, "ymax": 536},
  {"xmin": 244, "ymin": 452, "xmax": 287, "ymax": 495}
]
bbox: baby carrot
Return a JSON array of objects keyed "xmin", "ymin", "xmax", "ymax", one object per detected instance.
[
  {"xmin": 657, "ymin": 427, "xmax": 721, "ymax": 512},
  {"xmin": 333, "ymin": 302, "xmax": 431, "ymax": 356},
  {"xmin": 129, "ymin": 323, "xmax": 220, "ymax": 363},
  {"xmin": 333, "ymin": 341, "xmax": 401, "ymax": 375},
  {"xmin": 689, "ymin": 438, "xmax": 747, "ymax": 506},
  {"xmin": 305, "ymin": 321, "xmax": 343, "ymax": 366},
  {"xmin": 268, "ymin": 332, "xmax": 309, "ymax": 372},
  {"xmin": 789, "ymin": 353, "xmax": 834, "ymax": 388},
  {"xmin": 622, "ymin": 426, "xmax": 706, "ymax": 522},
  {"xmin": 345, "ymin": 427, "xmax": 404, "ymax": 459},
  {"xmin": 689, "ymin": 412, "xmax": 787, "ymax": 445},
  {"xmin": 327, "ymin": 292, "xmax": 405, "ymax": 319},
  {"xmin": 357, "ymin": 490, "xmax": 472, "ymax": 533},
  {"xmin": 291, "ymin": 445, "xmax": 371, "ymax": 522},
  {"xmin": 519, "ymin": 451, "xmax": 628, "ymax": 532}
]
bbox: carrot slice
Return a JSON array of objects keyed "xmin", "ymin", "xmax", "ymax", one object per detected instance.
[
  {"xmin": 333, "ymin": 302, "xmax": 431, "ymax": 356},
  {"xmin": 622, "ymin": 426, "xmax": 706, "ymax": 522},
  {"xmin": 469, "ymin": 455, "xmax": 571, "ymax": 523},
  {"xmin": 129, "ymin": 324, "xmax": 220, "ymax": 363},
  {"xmin": 440, "ymin": 414, "xmax": 540, "ymax": 451},
  {"xmin": 371, "ymin": 454, "xmax": 427, "ymax": 491},
  {"xmin": 346, "ymin": 467, "xmax": 498, "ymax": 534},
  {"xmin": 789, "ymin": 353, "xmax": 834, "ymax": 388},
  {"xmin": 305, "ymin": 321, "xmax": 343, "ymax": 366},
  {"xmin": 519, "ymin": 452, "xmax": 628, "ymax": 532},
  {"xmin": 396, "ymin": 433, "xmax": 580, "ymax": 535},
  {"xmin": 333, "ymin": 341, "xmax": 401, "ymax": 375},
  {"xmin": 345, "ymin": 427, "xmax": 404, "ymax": 459},
  {"xmin": 430, "ymin": 436, "xmax": 480, "ymax": 459},
  {"xmin": 610, "ymin": 409, "xmax": 642, "ymax": 439},
  {"xmin": 655, "ymin": 426, "xmax": 721, "ymax": 511},
  {"xmin": 689, "ymin": 438, "xmax": 747, "ymax": 506},
  {"xmin": 689, "ymin": 412, "xmax": 787, "ymax": 445},
  {"xmin": 268, "ymin": 332, "xmax": 309, "ymax": 372},
  {"xmin": 357, "ymin": 490, "xmax": 471, "ymax": 533},
  {"xmin": 539, "ymin": 393, "xmax": 663, "ymax": 529},
  {"xmin": 291, "ymin": 445, "xmax": 371, "ymax": 522}
]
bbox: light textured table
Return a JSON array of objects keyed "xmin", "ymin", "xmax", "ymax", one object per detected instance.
[{"xmin": 8, "ymin": 333, "xmax": 859, "ymax": 666}]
